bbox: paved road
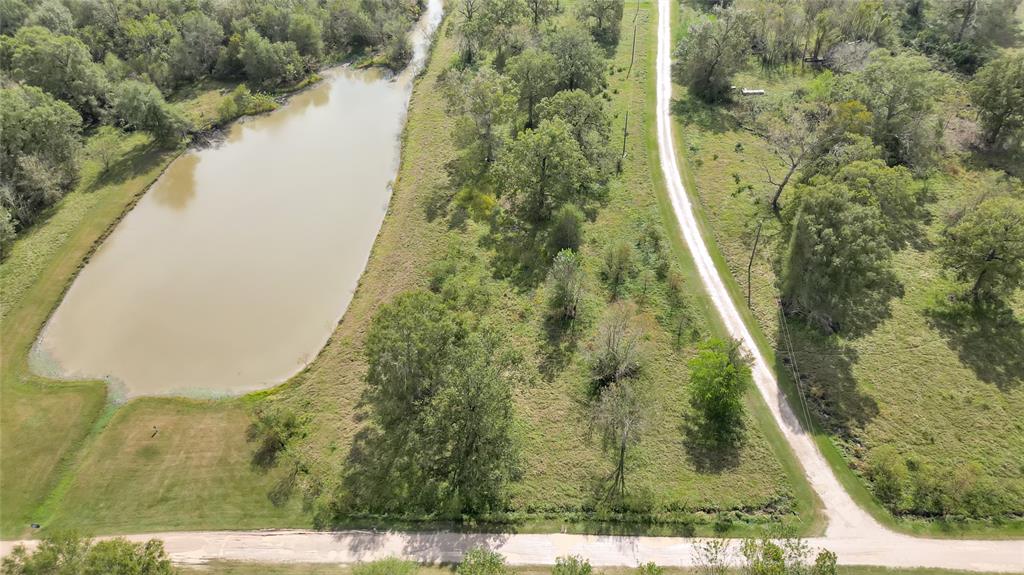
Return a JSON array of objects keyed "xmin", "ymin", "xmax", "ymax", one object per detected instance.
[{"xmin": 2, "ymin": 0, "xmax": 1022, "ymax": 572}]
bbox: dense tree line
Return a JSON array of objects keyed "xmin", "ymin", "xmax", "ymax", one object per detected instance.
[{"xmin": 1, "ymin": 0, "xmax": 425, "ymax": 252}]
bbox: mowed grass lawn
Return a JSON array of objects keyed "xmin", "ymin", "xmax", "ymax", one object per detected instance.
[
  {"xmin": 3, "ymin": 1, "xmax": 812, "ymax": 537},
  {"xmin": 0, "ymin": 93, "xmax": 298, "ymax": 538},
  {"xmin": 669, "ymin": 4, "xmax": 1023, "ymax": 535}
]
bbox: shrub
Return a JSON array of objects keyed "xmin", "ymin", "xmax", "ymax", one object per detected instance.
[
  {"xmin": 553, "ymin": 555, "xmax": 592, "ymax": 575},
  {"xmin": 588, "ymin": 301, "xmax": 642, "ymax": 387},
  {"xmin": 866, "ymin": 445, "xmax": 907, "ymax": 508},
  {"xmin": 637, "ymin": 561, "xmax": 664, "ymax": 575},
  {"xmin": 547, "ymin": 249, "xmax": 585, "ymax": 321},
  {"xmin": 458, "ymin": 547, "xmax": 510, "ymax": 575},
  {"xmin": 602, "ymin": 239, "xmax": 635, "ymax": 298},
  {"xmin": 352, "ymin": 557, "xmax": 417, "ymax": 575},
  {"xmin": 548, "ymin": 203, "xmax": 585, "ymax": 253}
]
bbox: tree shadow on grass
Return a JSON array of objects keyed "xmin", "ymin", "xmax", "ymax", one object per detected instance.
[
  {"xmin": 85, "ymin": 139, "xmax": 168, "ymax": 193},
  {"xmin": 775, "ymin": 320, "xmax": 879, "ymax": 444},
  {"xmin": 925, "ymin": 297, "xmax": 1024, "ymax": 391},
  {"xmin": 680, "ymin": 417, "xmax": 743, "ymax": 474},
  {"xmin": 539, "ymin": 314, "xmax": 580, "ymax": 382},
  {"xmin": 670, "ymin": 97, "xmax": 737, "ymax": 134}
]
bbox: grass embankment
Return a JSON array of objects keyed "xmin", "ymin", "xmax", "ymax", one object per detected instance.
[
  {"xmin": 182, "ymin": 563, "xmax": 1005, "ymax": 575},
  {"xmin": 0, "ymin": 87, "xmax": 299, "ymax": 538},
  {"xmin": 667, "ymin": 3, "xmax": 1023, "ymax": 538},
  {"xmin": 3, "ymin": 1, "xmax": 815, "ymax": 537}
]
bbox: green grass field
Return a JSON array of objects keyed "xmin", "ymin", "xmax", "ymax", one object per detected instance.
[
  {"xmin": 0, "ymin": 1, "xmax": 819, "ymax": 538},
  {"xmin": 667, "ymin": 3, "xmax": 1024, "ymax": 536}
]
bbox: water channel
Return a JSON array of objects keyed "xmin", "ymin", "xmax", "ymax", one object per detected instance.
[{"xmin": 31, "ymin": 0, "xmax": 444, "ymax": 398}]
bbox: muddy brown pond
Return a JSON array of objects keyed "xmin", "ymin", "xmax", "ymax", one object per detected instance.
[{"xmin": 32, "ymin": 0, "xmax": 443, "ymax": 398}]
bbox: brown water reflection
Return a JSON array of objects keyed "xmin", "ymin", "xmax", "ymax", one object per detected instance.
[{"xmin": 32, "ymin": 0, "xmax": 443, "ymax": 398}]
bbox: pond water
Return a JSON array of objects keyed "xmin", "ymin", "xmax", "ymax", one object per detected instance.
[{"xmin": 31, "ymin": 0, "xmax": 444, "ymax": 398}]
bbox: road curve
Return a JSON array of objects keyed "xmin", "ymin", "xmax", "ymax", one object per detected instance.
[{"xmin": 1, "ymin": 0, "xmax": 1021, "ymax": 572}]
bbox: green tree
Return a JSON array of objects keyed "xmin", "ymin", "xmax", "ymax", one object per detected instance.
[
  {"xmin": 111, "ymin": 80, "xmax": 191, "ymax": 144},
  {"xmin": 361, "ymin": 291, "xmax": 520, "ymax": 513},
  {"xmin": 576, "ymin": 0, "xmax": 624, "ymax": 48},
  {"xmin": 970, "ymin": 52, "xmax": 1024, "ymax": 150},
  {"xmin": 832, "ymin": 159, "xmax": 923, "ymax": 247},
  {"xmin": 1, "ymin": 26, "xmax": 108, "ymax": 121},
  {"xmin": 507, "ymin": 47, "xmax": 557, "ymax": 129},
  {"xmin": 595, "ymin": 379, "xmax": 646, "ymax": 499},
  {"xmin": 939, "ymin": 194, "xmax": 1024, "ymax": 303},
  {"xmin": 780, "ymin": 180, "xmax": 893, "ymax": 332},
  {"xmin": 25, "ymin": 0, "xmax": 73, "ymax": 35},
  {"xmin": 672, "ymin": 7, "xmax": 752, "ymax": 103},
  {"xmin": 364, "ymin": 291, "xmax": 468, "ymax": 433},
  {"xmin": 589, "ymin": 301, "xmax": 643, "ymax": 386},
  {"xmin": 495, "ymin": 118, "xmax": 596, "ymax": 225},
  {"xmin": 537, "ymin": 89, "xmax": 612, "ymax": 169},
  {"xmin": 424, "ymin": 329, "xmax": 521, "ymax": 512},
  {"xmin": 478, "ymin": 0, "xmax": 528, "ymax": 64},
  {"xmin": 0, "ymin": 84, "xmax": 81, "ymax": 235},
  {"xmin": 688, "ymin": 338, "xmax": 750, "ymax": 441},
  {"xmin": 238, "ymin": 29, "xmax": 304, "ymax": 87},
  {"xmin": 0, "ymin": 0, "xmax": 29, "ymax": 35},
  {"xmin": 525, "ymin": 0, "xmax": 557, "ymax": 27},
  {"xmin": 443, "ymin": 66, "xmax": 517, "ymax": 179},
  {"xmin": 547, "ymin": 248, "xmax": 585, "ymax": 321},
  {"xmin": 543, "ymin": 25, "xmax": 606, "ymax": 93},
  {"xmin": 843, "ymin": 50, "xmax": 949, "ymax": 169},
  {"xmin": 458, "ymin": 547, "xmax": 511, "ymax": 575},
  {"xmin": 288, "ymin": 13, "xmax": 325, "ymax": 59},
  {"xmin": 171, "ymin": 11, "xmax": 224, "ymax": 83},
  {"xmin": 122, "ymin": 14, "xmax": 179, "ymax": 89}
]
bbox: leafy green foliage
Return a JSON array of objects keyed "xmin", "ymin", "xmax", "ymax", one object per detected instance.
[
  {"xmin": 496, "ymin": 118, "xmax": 597, "ymax": 225},
  {"xmin": 349, "ymin": 290, "xmax": 521, "ymax": 514},
  {"xmin": 537, "ymin": 89, "xmax": 613, "ymax": 171},
  {"xmin": 602, "ymin": 239, "xmax": 635, "ymax": 298},
  {"xmin": 0, "ymin": 25, "xmax": 108, "ymax": 121},
  {"xmin": 673, "ymin": 7, "xmax": 751, "ymax": 103},
  {"xmin": 939, "ymin": 193, "xmax": 1024, "ymax": 303},
  {"xmin": 577, "ymin": 0, "xmax": 625, "ymax": 49},
  {"xmin": 443, "ymin": 66, "xmax": 517, "ymax": 180},
  {"xmin": 1, "ymin": 532, "xmax": 174, "ymax": 575},
  {"xmin": 457, "ymin": 548, "xmax": 510, "ymax": 575},
  {"xmin": 217, "ymin": 84, "xmax": 278, "ymax": 124},
  {"xmin": 841, "ymin": 50, "xmax": 950, "ymax": 169},
  {"xmin": 970, "ymin": 51, "xmax": 1024, "ymax": 150},
  {"xmin": 687, "ymin": 338, "xmax": 750, "ymax": 441},
  {"xmin": 238, "ymin": 29, "xmax": 304, "ymax": 88},
  {"xmin": 780, "ymin": 180, "xmax": 894, "ymax": 332},
  {"xmin": 547, "ymin": 249, "xmax": 585, "ymax": 321},
  {"xmin": 110, "ymin": 80, "xmax": 191, "ymax": 144},
  {"xmin": 548, "ymin": 204, "xmax": 585, "ymax": 254},
  {"xmin": 507, "ymin": 47, "xmax": 557, "ymax": 129},
  {"xmin": 543, "ymin": 25, "xmax": 607, "ymax": 94},
  {"xmin": 553, "ymin": 555, "xmax": 592, "ymax": 575},
  {"xmin": 0, "ymin": 84, "xmax": 81, "ymax": 245}
]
